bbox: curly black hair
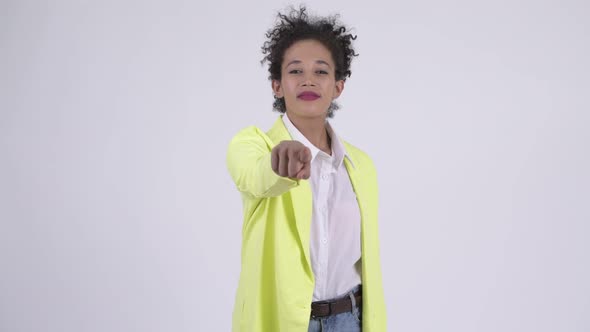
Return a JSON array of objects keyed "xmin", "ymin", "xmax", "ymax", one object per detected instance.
[{"xmin": 261, "ymin": 5, "xmax": 358, "ymax": 118}]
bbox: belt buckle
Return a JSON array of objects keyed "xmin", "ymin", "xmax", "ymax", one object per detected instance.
[
  {"xmin": 326, "ymin": 302, "xmax": 334, "ymax": 316},
  {"xmin": 311, "ymin": 301, "xmax": 333, "ymax": 319}
]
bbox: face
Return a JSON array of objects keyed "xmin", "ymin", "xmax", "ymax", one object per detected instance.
[{"xmin": 272, "ymin": 39, "xmax": 344, "ymax": 119}]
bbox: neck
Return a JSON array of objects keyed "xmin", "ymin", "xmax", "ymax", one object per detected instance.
[{"xmin": 286, "ymin": 111, "xmax": 332, "ymax": 155}]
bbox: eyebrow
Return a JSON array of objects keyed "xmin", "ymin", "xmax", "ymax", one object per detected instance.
[{"xmin": 285, "ymin": 60, "xmax": 332, "ymax": 68}]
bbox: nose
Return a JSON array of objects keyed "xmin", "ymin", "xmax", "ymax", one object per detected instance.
[{"xmin": 301, "ymin": 73, "xmax": 316, "ymax": 86}]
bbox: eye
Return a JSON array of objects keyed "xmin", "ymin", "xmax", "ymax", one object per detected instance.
[
  {"xmin": 317, "ymin": 70, "xmax": 328, "ymax": 75},
  {"xmin": 289, "ymin": 69, "xmax": 302, "ymax": 74}
]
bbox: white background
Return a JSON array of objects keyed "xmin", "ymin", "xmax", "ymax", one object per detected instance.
[{"xmin": 1, "ymin": 0, "xmax": 589, "ymax": 331}]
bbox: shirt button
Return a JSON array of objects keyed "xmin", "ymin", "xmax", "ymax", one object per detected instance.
[
  {"xmin": 321, "ymin": 174, "xmax": 328, "ymax": 180},
  {"xmin": 322, "ymin": 238, "xmax": 328, "ymax": 245}
]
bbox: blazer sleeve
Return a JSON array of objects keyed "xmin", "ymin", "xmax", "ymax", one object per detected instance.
[{"xmin": 226, "ymin": 125, "xmax": 300, "ymax": 198}]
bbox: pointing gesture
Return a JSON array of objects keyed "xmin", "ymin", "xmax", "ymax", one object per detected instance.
[{"xmin": 271, "ymin": 141, "xmax": 312, "ymax": 180}]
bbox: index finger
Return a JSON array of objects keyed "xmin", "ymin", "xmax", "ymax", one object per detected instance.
[{"xmin": 298, "ymin": 147, "xmax": 311, "ymax": 163}]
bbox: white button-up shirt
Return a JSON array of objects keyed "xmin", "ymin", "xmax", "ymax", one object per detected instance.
[{"xmin": 282, "ymin": 113, "xmax": 362, "ymax": 301}]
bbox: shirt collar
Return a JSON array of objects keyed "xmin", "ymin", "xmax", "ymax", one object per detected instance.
[{"xmin": 281, "ymin": 113, "xmax": 355, "ymax": 169}]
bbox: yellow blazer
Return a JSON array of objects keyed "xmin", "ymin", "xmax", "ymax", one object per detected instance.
[{"xmin": 226, "ymin": 115, "xmax": 386, "ymax": 331}]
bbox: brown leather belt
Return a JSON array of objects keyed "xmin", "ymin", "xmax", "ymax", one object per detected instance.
[{"xmin": 310, "ymin": 287, "xmax": 362, "ymax": 318}]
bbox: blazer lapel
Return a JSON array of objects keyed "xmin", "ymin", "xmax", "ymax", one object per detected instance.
[
  {"xmin": 342, "ymin": 144, "xmax": 368, "ymax": 272},
  {"xmin": 267, "ymin": 116, "xmax": 314, "ymax": 279},
  {"xmin": 342, "ymin": 150, "xmax": 365, "ymax": 222}
]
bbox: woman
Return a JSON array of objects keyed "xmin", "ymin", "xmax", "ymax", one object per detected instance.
[{"xmin": 226, "ymin": 6, "xmax": 386, "ymax": 332}]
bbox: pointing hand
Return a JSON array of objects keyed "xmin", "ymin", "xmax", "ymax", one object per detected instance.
[{"xmin": 271, "ymin": 140, "xmax": 312, "ymax": 180}]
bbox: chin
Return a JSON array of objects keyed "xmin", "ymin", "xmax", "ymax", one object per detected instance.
[{"xmin": 293, "ymin": 107, "xmax": 329, "ymax": 118}]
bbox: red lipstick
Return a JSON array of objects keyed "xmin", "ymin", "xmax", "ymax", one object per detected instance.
[{"xmin": 297, "ymin": 91, "xmax": 320, "ymax": 101}]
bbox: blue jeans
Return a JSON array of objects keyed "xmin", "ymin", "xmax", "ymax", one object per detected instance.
[{"xmin": 308, "ymin": 284, "xmax": 362, "ymax": 332}]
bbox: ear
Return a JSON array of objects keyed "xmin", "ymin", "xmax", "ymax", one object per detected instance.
[
  {"xmin": 333, "ymin": 80, "xmax": 345, "ymax": 99},
  {"xmin": 272, "ymin": 79, "xmax": 283, "ymax": 98}
]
